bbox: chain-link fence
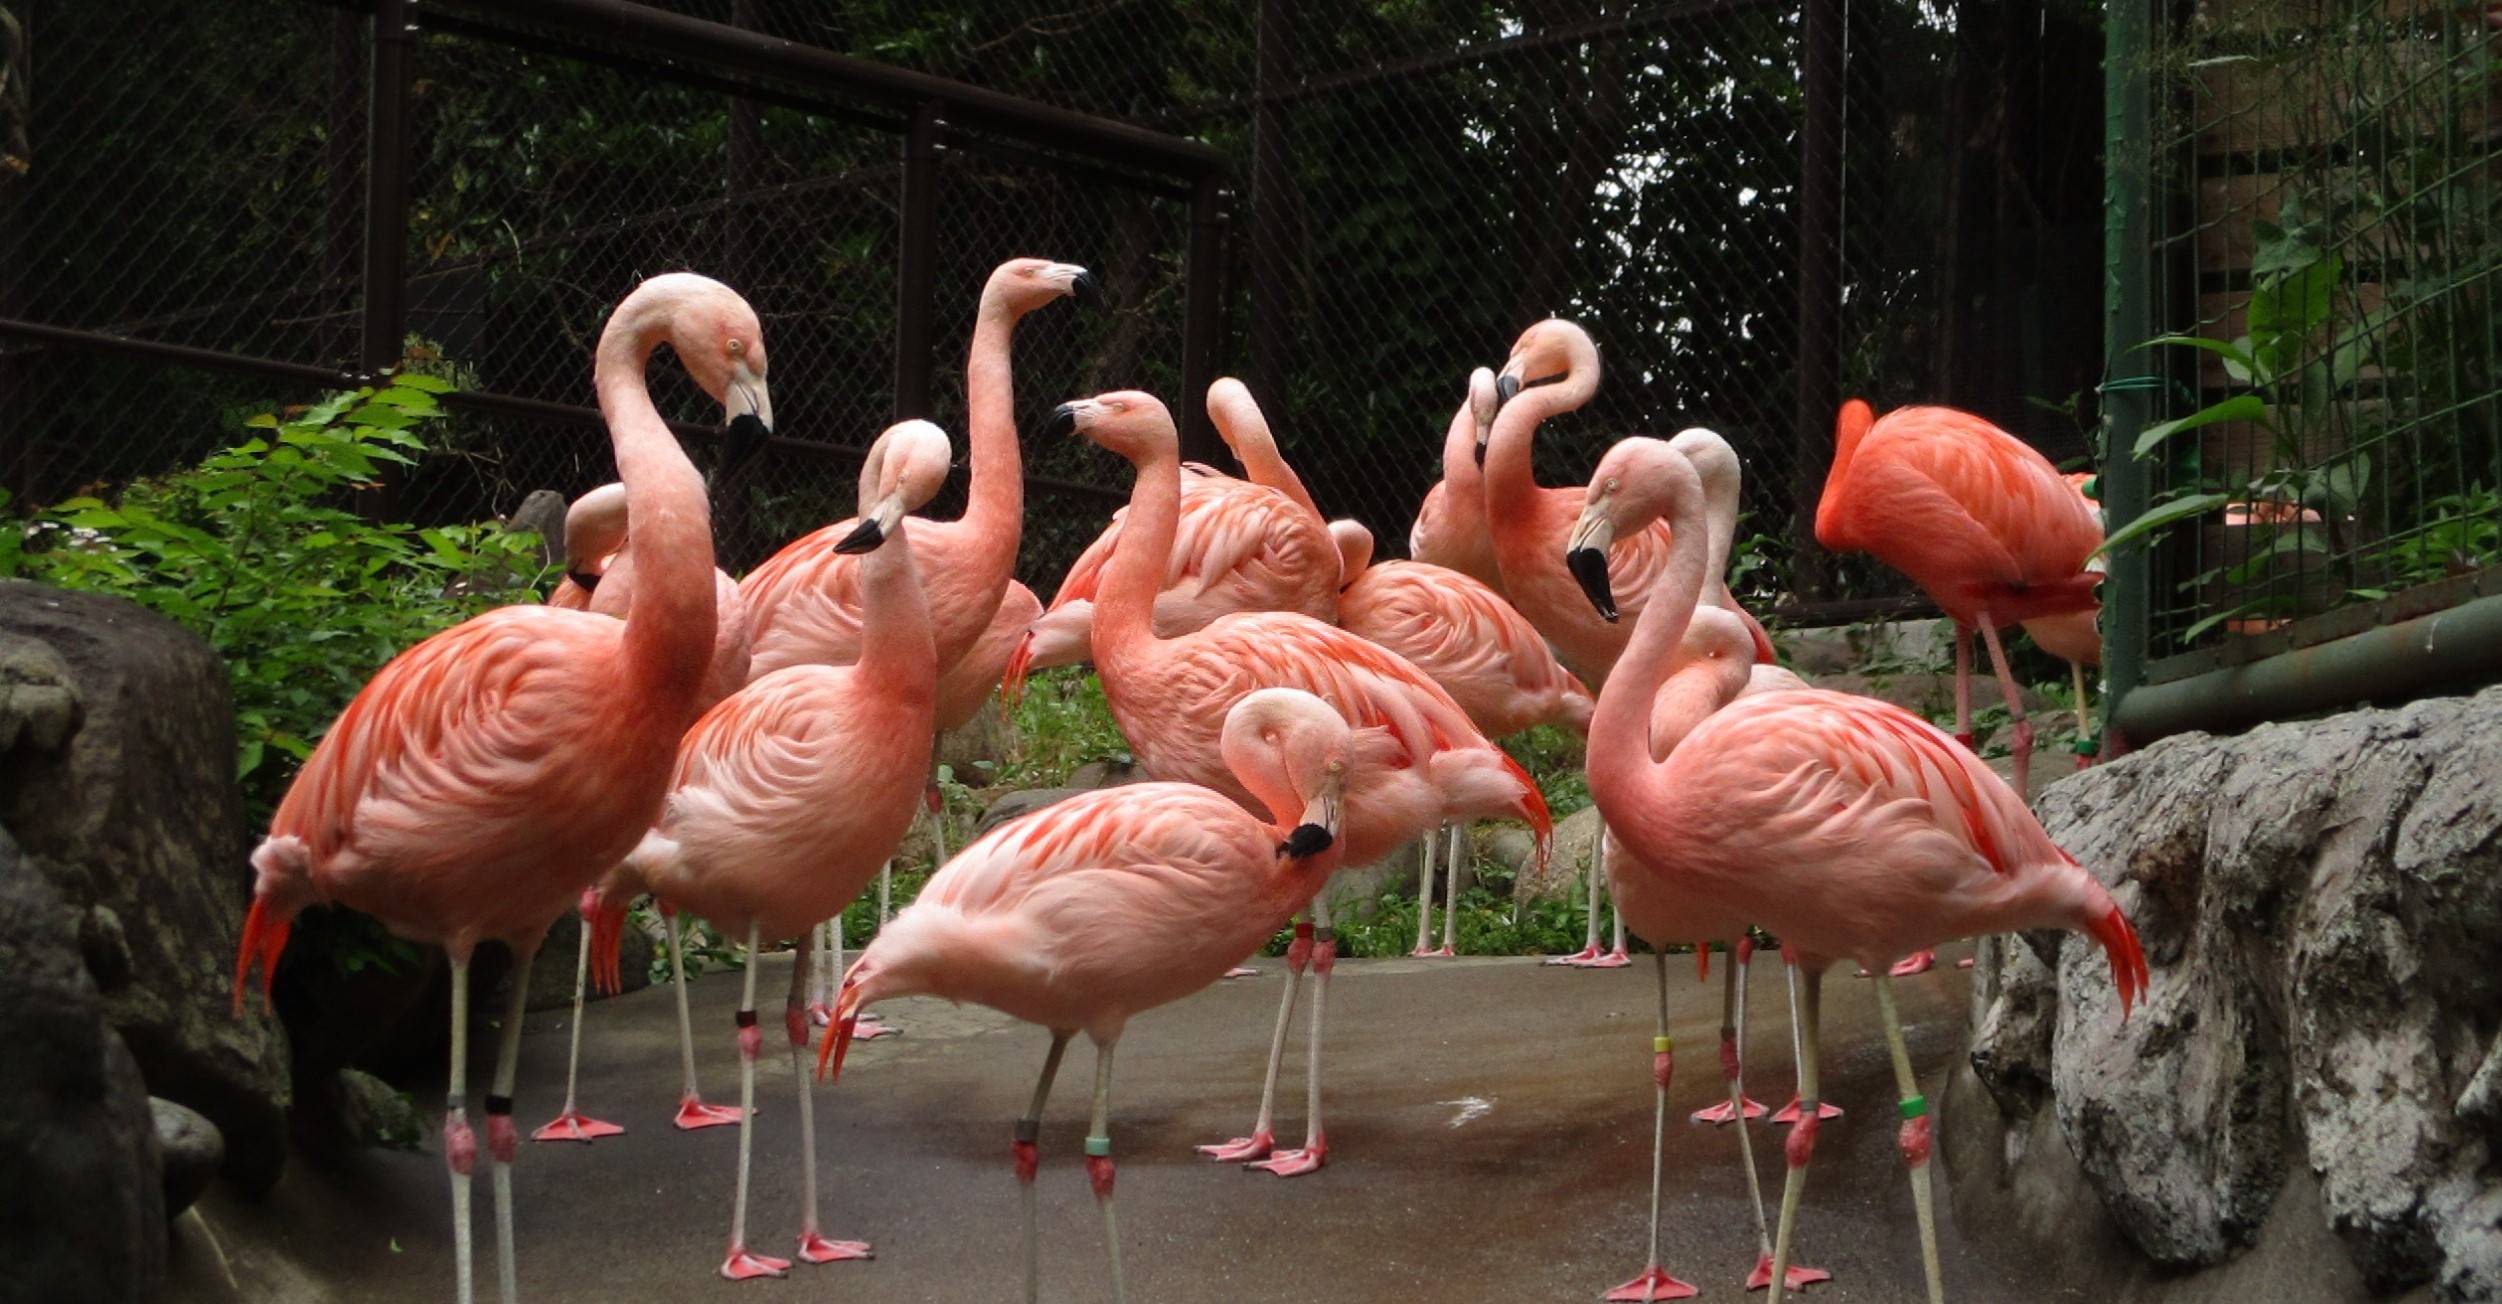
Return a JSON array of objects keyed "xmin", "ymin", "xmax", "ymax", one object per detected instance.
[
  {"xmin": 5, "ymin": 0, "xmax": 2107, "ymax": 617},
  {"xmin": 2119, "ymin": 0, "xmax": 2502, "ymax": 677}
]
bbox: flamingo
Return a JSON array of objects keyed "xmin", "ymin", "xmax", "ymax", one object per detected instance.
[
  {"xmin": 233, "ymin": 272, "xmax": 765, "ymax": 1304},
  {"xmin": 819, "ymin": 687, "xmax": 1358, "ymax": 1304},
  {"xmin": 601, "ymin": 418, "xmax": 950, "ymax": 1280},
  {"xmin": 1051, "ymin": 390, "xmax": 1549, "ymax": 1177},
  {"xmin": 1481, "ymin": 323, "xmax": 1775, "ymax": 967},
  {"xmin": 1408, "ymin": 367, "xmax": 1509, "ymax": 593},
  {"xmin": 1003, "ymin": 381, "xmax": 1339, "ymax": 691},
  {"xmin": 1574, "ymin": 436, "xmax": 2147, "ymax": 1304},
  {"xmin": 1813, "ymin": 400, "xmax": 2102, "ymax": 800},
  {"xmin": 533, "ymin": 482, "xmax": 758, "ymax": 1142},
  {"xmin": 2019, "ymin": 472, "xmax": 2106, "ymax": 768}
]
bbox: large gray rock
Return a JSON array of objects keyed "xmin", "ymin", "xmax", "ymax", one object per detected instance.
[
  {"xmin": 0, "ymin": 831, "xmax": 166, "ymax": 1300},
  {"xmin": 1959, "ymin": 683, "xmax": 2502, "ymax": 1299},
  {"xmin": 151, "ymin": 1096, "xmax": 222, "ymax": 1219},
  {"xmin": 1511, "ymin": 804, "xmax": 1602, "ymax": 907},
  {"xmin": 0, "ymin": 583, "xmax": 290, "ymax": 1191}
]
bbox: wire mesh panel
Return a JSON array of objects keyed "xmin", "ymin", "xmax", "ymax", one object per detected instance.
[{"xmin": 2136, "ymin": 0, "xmax": 2502, "ymax": 669}]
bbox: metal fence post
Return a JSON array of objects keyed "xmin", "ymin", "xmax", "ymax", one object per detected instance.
[
  {"xmin": 1246, "ymin": 0, "xmax": 1292, "ymax": 432},
  {"xmin": 1179, "ymin": 176, "xmax": 1226, "ymax": 464},
  {"xmin": 1791, "ymin": 0, "xmax": 1842, "ymax": 600},
  {"xmin": 2099, "ymin": 0, "xmax": 2156, "ymax": 750},
  {"xmin": 891, "ymin": 103, "xmax": 944, "ymax": 422},
  {"xmin": 361, "ymin": 0, "xmax": 413, "ymax": 383}
]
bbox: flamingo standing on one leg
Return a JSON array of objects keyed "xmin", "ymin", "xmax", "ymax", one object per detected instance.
[
  {"xmin": 1575, "ymin": 438, "xmax": 2147, "ymax": 1304},
  {"xmin": 533, "ymin": 481, "xmax": 758, "ymax": 1142},
  {"xmin": 2020, "ymin": 472, "xmax": 2106, "ymax": 769},
  {"xmin": 234, "ymin": 272, "xmax": 765, "ymax": 1304},
  {"xmin": 820, "ymin": 688, "xmax": 1359, "ymax": 1304},
  {"xmin": 602, "ymin": 419, "xmax": 951, "ymax": 1280},
  {"xmin": 1050, "ymin": 391, "xmax": 1548, "ymax": 1178},
  {"xmin": 1409, "ymin": 367, "xmax": 1509, "ymax": 594}
]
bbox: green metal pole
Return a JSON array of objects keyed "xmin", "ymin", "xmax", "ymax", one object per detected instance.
[{"xmin": 2100, "ymin": 0, "xmax": 2158, "ymax": 751}]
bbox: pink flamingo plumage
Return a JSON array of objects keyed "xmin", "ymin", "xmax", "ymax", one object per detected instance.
[
  {"xmin": 1053, "ymin": 389, "xmax": 1548, "ymax": 1178},
  {"xmin": 234, "ymin": 272, "xmax": 766, "ymax": 1304},
  {"xmin": 1003, "ymin": 380, "xmax": 1340, "ymax": 691},
  {"xmin": 602, "ymin": 419, "xmax": 950, "ymax": 1281},
  {"xmin": 1407, "ymin": 366, "xmax": 1509, "ymax": 593},
  {"xmin": 1814, "ymin": 400, "xmax": 2102, "ymax": 797},
  {"xmin": 738, "ymin": 259, "xmax": 1086, "ymax": 680},
  {"xmin": 534, "ymin": 481, "xmax": 757, "ymax": 1143},
  {"xmin": 2020, "ymin": 471, "xmax": 2106, "ymax": 768},
  {"xmin": 1578, "ymin": 435, "xmax": 2146, "ymax": 1304},
  {"xmin": 820, "ymin": 687, "xmax": 1358, "ymax": 1304}
]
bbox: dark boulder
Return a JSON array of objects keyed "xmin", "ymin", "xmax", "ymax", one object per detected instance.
[{"xmin": 151, "ymin": 1096, "xmax": 223, "ymax": 1219}]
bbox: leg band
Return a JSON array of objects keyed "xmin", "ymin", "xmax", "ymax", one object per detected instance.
[
  {"xmin": 1084, "ymin": 1135, "xmax": 1113, "ymax": 1157},
  {"xmin": 484, "ymin": 1094, "xmax": 513, "ymax": 1116},
  {"xmin": 1014, "ymin": 1118, "xmax": 1041, "ymax": 1144},
  {"xmin": 735, "ymin": 1009, "xmax": 758, "ymax": 1028}
]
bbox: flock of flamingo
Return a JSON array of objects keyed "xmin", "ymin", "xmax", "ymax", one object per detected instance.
[{"xmin": 229, "ymin": 259, "xmax": 2141, "ymax": 1304}]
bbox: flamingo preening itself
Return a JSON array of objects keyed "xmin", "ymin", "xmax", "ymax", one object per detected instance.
[
  {"xmin": 1812, "ymin": 400, "xmax": 2103, "ymax": 798},
  {"xmin": 822, "ymin": 687, "xmax": 1358, "ymax": 1304},
  {"xmin": 234, "ymin": 272, "xmax": 768, "ymax": 1304},
  {"xmin": 1052, "ymin": 389, "xmax": 1548, "ymax": 1177},
  {"xmin": 1578, "ymin": 436, "xmax": 2147, "ymax": 1304},
  {"xmin": 1408, "ymin": 366, "xmax": 1509, "ymax": 594},
  {"xmin": 611, "ymin": 418, "xmax": 952, "ymax": 1280}
]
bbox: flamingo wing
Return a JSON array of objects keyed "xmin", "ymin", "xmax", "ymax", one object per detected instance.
[
  {"xmin": 1342, "ymin": 562, "xmax": 1586, "ymax": 727},
  {"xmin": 919, "ymin": 785, "xmax": 1257, "ymax": 917},
  {"xmin": 737, "ymin": 522, "xmax": 869, "ymax": 669}
]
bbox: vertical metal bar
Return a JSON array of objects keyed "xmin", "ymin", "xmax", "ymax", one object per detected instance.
[
  {"xmin": 325, "ymin": 9, "xmax": 366, "ymax": 370},
  {"xmin": 361, "ymin": 0, "xmax": 414, "ymax": 381},
  {"xmin": 1791, "ymin": 0, "xmax": 1842, "ymax": 600},
  {"xmin": 891, "ymin": 103, "xmax": 943, "ymax": 422},
  {"xmin": 2100, "ymin": 0, "xmax": 2157, "ymax": 748},
  {"xmin": 716, "ymin": 0, "xmax": 763, "ymax": 563},
  {"xmin": 1246, "ymin": 0, "xmax": 1292, "ymax": 430},
  {"xmin": 1179, "ymin": 176, "xmax": 1226, "ymax": 464}
]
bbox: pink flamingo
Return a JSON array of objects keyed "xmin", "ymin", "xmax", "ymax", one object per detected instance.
[
  {"xmin": 1003, "ymin": 380, "xmax": 1339, "ymax": 691},
  {"xmin": 1052, "ymin": 390, "xmax": 1549, "ymax": 1178},
  {"xmin": 1407, "ymin": 367, "xmax": 1509, "ymax": 593},
  {"xmin": 234, "ymin": 272, "xmax": 765, "ymax": 1304},
  {"xmin": 738, "ymin": 258, "xmax": 1086, "ymax": 679},
  {"xmin": 1814, "ymin": 400, "xmax": 2102, "ymax": 799},
  {"xmin": 2021, "ymin": 472, "xmax": 2105, "ymax": 768},
  {"xmin": 533, "ymin": 482, "xmax": 758, "ymax": 1142},
  {"xmin": 1577, "ymin": 435, "xmax": 2147, "ymax": 1304},
  {"xmin": 602, "ymin": 419, "xmax": 951, "ymax": 1280},
  {"xmin": 819, "ymin": 687, "xmax": 1357, "ymax": 1304}
]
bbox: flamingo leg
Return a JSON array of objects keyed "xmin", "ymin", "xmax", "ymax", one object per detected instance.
[
  {"xmin": 1975, "ymin": 617, "xmax": 2033, "ymax": 799},
  {"xmin": 1438, "ymin": 824, "xmax": 1463, "ymax": 956},
  {"xmin": 444, "ymin": 957, "xmax": 477, "ymax": 1304},
  {"xmin": 877, "ymin": 859, "xmax": 893, "ymax": 927},
  {"xmin": 1691, "ymin": 939, "xmax": 1769, "ymax": 1125},
  {"xmin": 1249, "ymin": 898, "xmax": 1332, "ymax": 1177},
  {"xmin": 788, "ymin": 930, "xmax": 870, "ymax": 1266},
  {"xmin": 720, "ymin": 924, "xmax": 788, "ymax": 1281},
  {"xmin": 1084, "ymin": 1040, "xmax": 1128, "ymax": 1304},
  {"xmin": 1873, "ymin": 977, "xmax": 1945, "ymax": 1304},
  {"xmin": 1016, "ymin": 1031, "xmax": 1073, "ymax": 1304},
  {"xmin": 1952, "ymin": 624, "xmax": 1976, "ymax": 751},
  {"xmin": 1742, "ymin": 945, "xmax": 1829, "ymax": 1293},
  {"xmin": 1604, "ymin": 951, "xmax": 1698, "ymax": 1301},
  {"xmin": 1548, "ymin": 824, "xmax": 1615, "ymax": 966},
  {"xmin": 667, "ymin": 909, "xmax": 741, "ymax": 1130},
  {"xmin": 2070, "ymin": 659, "xmax": 2095, "ymax": 769},
  {"xmin": 1198, "ymin": 916, "xmax": 1307, "ymax": 1162},
  {"xmin": 1411, "ymin": 827, "xmax": 1439, "ymax": 956},
  {"xmin": 1771, "ymin": 949, "xmax": 1843, "ymax": 1126},
  {"xmin": 485, "ymin": 948, "xmax": 532, "ymax": 1304},
  {"xmin": 1767, "ymin": 968, "xmax": 1824, "ymax": 1304},
  {"xmin": 532, "ymin": 910, "xmax": 623, "ymax": 1142}
]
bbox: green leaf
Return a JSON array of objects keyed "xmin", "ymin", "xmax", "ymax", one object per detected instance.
[
  {"xmin": 2094, "ymin": 491, "xmax": 2235, "ymax": 558},
  {"xmin": 2138, "ymin": 333, "xmax": 2260, "ymax": 377},
  {"xmin": 2134, "ymin": 395, "xmax": 2266, "ymax": 459}
]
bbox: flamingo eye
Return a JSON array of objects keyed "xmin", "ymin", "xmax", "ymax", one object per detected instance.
[
  {"xmin": 726, "ymin": 338, "xmax": 747, "ymax": 358},
  {"xmin": 1604, "ymin": 476, "xmax": 1621, "ymax": 493}
]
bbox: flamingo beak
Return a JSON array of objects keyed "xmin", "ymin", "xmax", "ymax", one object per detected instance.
[
  {"xmin": 816, "ymin": 980, "xmax": 865, "ymax": 1082},
  {"xmin": 833, "ymin": 495, "xmax": 904, "ymax": 554},
  {"xmin": 1566, "ymin": 506, "xmax": 1618, "ymax": 622},
  {"xmin": 726, "ymin": 364, "xmax": 773, "ymax": 441},
  {"xmin": 1042, "ymin": 401, "xmax": 1083, "ymax": 441},
  {"xmin": 1282, "ymin": 776, "xmax": 1341, "ymax": 859},
  {"xmin": 1067, "ymin": 266, "xmax": 1100, "ymax": 305}
]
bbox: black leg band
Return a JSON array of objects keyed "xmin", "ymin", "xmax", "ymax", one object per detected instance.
[
  {"xmin": 1014, "ymin": 1118, "xmax": 1041, "ymax": 1143},
  {"xmin": 484, "ymin": 1094, "xmax": 514, "ymax": 1117},
  {"xmin": 735, "ymin": 1009, "xmax": 758, "ymax": 1028}
]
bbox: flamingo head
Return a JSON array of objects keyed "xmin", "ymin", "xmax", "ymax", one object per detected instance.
[
  {"xmin": 1497, "ymin": 318, "xmax": 1598, "ymax": 404},
  {"xmin": 1046, "ymin": 390, "xmax": 1177, "ymax": 465},
  {"xmin": 561, "ymin": 482, "xmax": 629, "ymax": 589},
  {"xmin": 1328, "ymin": 519, "xmax": 1374, "ymax": 591},
  {"xmin": 1678, "ymin": 607, "xmax": 1767, "ymax": 694},
  {"xmin": 1221, "ymin": 688, "xmax": 1352, "ymax": 865},
  {"xmin": 988, "ymin": 258, "xmax": 1097, "ymax": 314},
  {"xmin": 634, "ymin": 273, "xmax": 773, "ymax": 443},
  {"xmin": 1567, "ymin": 436, "xmax": 1706, "ymax": 622},
  {"xmin": 1467, "ymin": 366, "xmax": 1501, "ymax": 465},
  {"xmin": 837, "ymin": 419, "xmax": 953, "ymax": 554}
]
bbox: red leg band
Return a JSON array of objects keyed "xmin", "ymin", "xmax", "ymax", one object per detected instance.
[
  {"xmin": 445, "ymin": 1113, "xmax": 477, "ymax": 1177},
  {"xmin": 1085, "ymin": 1155, "xmax": 1115, "ymax": 1200},
  {"xmin": 1899, "ymin": 1114, "xmax": 1933, "ymax": 1166},
  {"xmin": 1013, "ymin": 1139, "xmax": 1039, "ymax": 1184},
  {"xmin": 1785, "ymin": 1112, "xmax": 1820, "ymax": 1169},
  {"xmin": 487, "ymin": 1115, "xmax": 518, "ymax": 1164}
]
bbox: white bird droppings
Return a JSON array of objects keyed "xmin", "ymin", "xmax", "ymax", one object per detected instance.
[{"xmin": 1440, "ymin": 1096, "xmax": 1493, "ymax": 1128}]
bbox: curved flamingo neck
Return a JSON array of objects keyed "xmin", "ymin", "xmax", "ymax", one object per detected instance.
[
  {"xmin": 958, "ymin": 296, "xmax": 1025, "ymax": 577},
  {"xmin": 1095, "ymin": 440, "xmax": 1181, "ymax": 668},
  {"xmin": 593, "ymin": 317, "xmax": 714, "ymax": 704},
  {"xmin": 1212, "ymin": 393, "xmax": 1320, "ymax": 524},
  {"xmin": 1484, "ymin": 345, "xmax": 1599, "ymax": 556},
  {"xmin": 1816, "ymin": 400, "xmax": 1875, "ymax": 545},
  {"xmin": 1586, "ymin": 470, "xmax": 1712, "ymax": 805},
  {"xmin": 853, "ymin": 520, "xmax": 936, "ymax": 696},
  {"xmin": 1436, "ymin": 398, "xmax": 1483, "ymax": 524}
]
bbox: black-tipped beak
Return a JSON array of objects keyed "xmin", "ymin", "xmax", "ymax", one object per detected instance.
[
  {"xmin": 1279, "ymin": 823, "xmax": 1335, "ymax": 859},
  {"xmin": 1567, "ymin": 547, "xmax": 1618, "ymax": 622},
  {"xmin": 566, "ymin": 568, "xmax": 602, "ymax": 593},
  {"xmin": 1042, "ymin": 402, "xmax": 1081, "ymax": 441},
  {"xmin": 833, "ymin": 517, "xmax": 885, "ymax": 555},
  {"xmin": 1472, "ymin": 439, "xmax": 1487, "ymax": 467},
  {"xmin": 1071, "ymin": 269, "xmax": 1100, "ymax": 305},
  {"xmin": 1495, "ymin": 373, "xmax": 1522, "ymax": 405},
  {"xmin": 722, "ymin": 411, "xmax": 770, "ymax": 475}
]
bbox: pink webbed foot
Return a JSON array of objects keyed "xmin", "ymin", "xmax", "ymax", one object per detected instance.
[
  {"xmin": 1605, "ymin": 1266, "xmax": 1701, "ymax": 1300},
  {"xmin": 808, "ymin": 1001, "xmax": 834, "ymax": 1028},
  {"xmin": 1196, "ymin": 1129, "xmax": 1273, "ymax": 1162},
  {"xmin": 1410, "ymin": 945, "xmax": 1457, "ymax": 959},
  {"xmin": 1957, "ymin": 956, "xmax": 1976, "ymax": 969},
  {"xmin": 795, "ymin": 1232, "xmax": 873, "ymax": 1264},
  {"xmin": 1246, "ymin": 1140, "xmax": 1326, "ymax": 1177},
  {"xmin": 720, "ymin": 1247, "xmax": 791, "ymax": 1280},
  {"xmin": 1544, "ymin": 946, "xmax": 1605, "ymax": 967},
  {"xmin": 848, "ymin": 1011, "xmax": 901, "ymax": 1041},
  {"xmin": 1746, "ymin": 1253, "xmax": 1834, "ymax": 1292},
  {"xmin": 530, "ymin": 1110, "xmax": 625, "ymax": 1143},
  {"xmin": 1888, "ymin": 950, "xmax": 1936, "ymax": 977},
  {"xmin": 674, "ymin": 1096, "xmax": 745, "ymax": 1131},
  {"xmin": 1688, "ymin": 1095, "xmax": 1769, "ymax": 1125},
  {"xmin": 1584, "ymin": 947, "xmax": 1633, "ymax": 970},
  {"xmin": 1223, "ymin": 966, "xmax": 1260, "ymax": 979},
  {"xmin": 1768, "ymin": 1096, "xmax": 1844, "ymax": 1126}
]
